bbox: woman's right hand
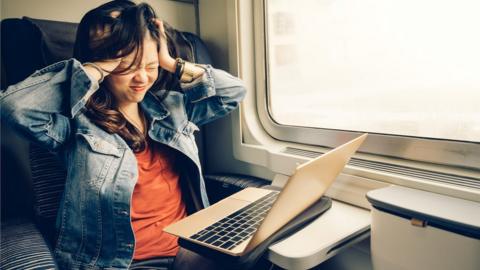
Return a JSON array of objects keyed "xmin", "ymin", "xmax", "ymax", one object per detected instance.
[
  {"xmin": 83, "ymin": 59, "xmax": 122, "ymax": 83},
  {"xmin": 96, "ymin": 59, "xmax": 123, "ymax": 75}
]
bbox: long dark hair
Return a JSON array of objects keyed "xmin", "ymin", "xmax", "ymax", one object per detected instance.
[{"xmin": 73, "ymin": 0, "xmax": 193, "ymax": 152}]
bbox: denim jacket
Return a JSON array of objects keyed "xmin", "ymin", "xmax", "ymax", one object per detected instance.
[{"xmin": 0, "ymin": 58, "xmax": 246, "ymax": 269}]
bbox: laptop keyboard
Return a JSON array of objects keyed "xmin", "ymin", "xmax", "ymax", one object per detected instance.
[{"xmin": 190, "ymin": 191, "xmax": 279, "ymax": 250}]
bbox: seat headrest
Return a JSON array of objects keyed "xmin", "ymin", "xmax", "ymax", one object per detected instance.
[
  {"xmin": 1, "ymin": 16, "xmax": 211, "ymax": 89},
  {"xmin": 24, "ymin": 17, "xmax": 78, "ymax": 65},
  {"xmin": 1, "ymin": 17, "xmax": 78, "ymax": 88}
]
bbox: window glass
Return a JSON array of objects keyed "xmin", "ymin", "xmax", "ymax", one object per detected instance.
[{"xmin": 266, "ymin": 0, "xmax": 480, "ymax": 142}]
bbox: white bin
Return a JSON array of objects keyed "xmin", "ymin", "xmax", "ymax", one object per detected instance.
[{"xmin": 367, "ymin": 186, "xmax": 480, "ymax": 270}]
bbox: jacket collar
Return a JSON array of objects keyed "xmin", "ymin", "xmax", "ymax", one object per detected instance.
[{"xmin": 140, "ymin": 91, "xmax": 170, "ymax": 121}]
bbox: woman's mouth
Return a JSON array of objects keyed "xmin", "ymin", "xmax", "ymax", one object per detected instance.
[{"xmin": 130, "ymin": 85, "xmax": 147, "ymax": 92}]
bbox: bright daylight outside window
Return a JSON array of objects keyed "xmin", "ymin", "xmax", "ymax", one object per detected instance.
[{"xmin": 265, "ymin": 0, "xmax": 480, "ymax": 142}]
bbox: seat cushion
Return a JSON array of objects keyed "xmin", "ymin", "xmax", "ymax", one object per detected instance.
[
  {"xmin": 1, "ymin": 218, "xmax": 57, "ymax": 270},
  {"xmin": 203, "ymin": 174, "xmax": 270, "ymax": 204}
]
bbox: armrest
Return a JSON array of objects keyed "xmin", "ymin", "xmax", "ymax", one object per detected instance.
[
  {"xmin": 267, "ymin": 200, "xmax": 371, "ymax": 270},
  {"xmin": 1, "ymin": 218, "xmax": 57, "ymax": 270},
  {"xmin": 203, "ymin": 174, "xmax": 270, "ymax": 204}
]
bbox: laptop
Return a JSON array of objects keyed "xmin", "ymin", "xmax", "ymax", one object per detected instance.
[{"xmin": 164, "ymin": 133, "xmax": 368, "ymax": 256}]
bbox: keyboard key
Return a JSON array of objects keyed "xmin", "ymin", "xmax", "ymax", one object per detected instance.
[
  {"xmin": 223, "ymin": 226, "xmax": 234, "ymax": 232},
  {"xmin": 232, "ymin": 236, "xmax": 242, "ymax": 242},
  {"xmin": 212, "ymin": 240, "xmax": 224, "ymax": 247},
  {"xmin": 193, "ymin": 191, "xmax": 280, "ymax": 246},
  {"xmin": 219, "ymin": 236, "xmax": 230, "ymax": 242},
  {"xmin": 190, "ymin": 233, "xmax": 202, "ymax": 240},
  {"xmin": 197, "ymin": 231, "xmax": 215, "ymax": 242},
  {"xmin": 204, "ymin": 235, "xmax": 220, "ymax": 244},
  {"xmin": 245, "ymin": 227, "xmax": 255, "ymax": 233},
  {"xmin": 220, "ymin": 241, "xmax": 236, "ymax": 249},
  {"xmin": 204, "ymin": 225, "xmax": 216, "ymax": 231}
]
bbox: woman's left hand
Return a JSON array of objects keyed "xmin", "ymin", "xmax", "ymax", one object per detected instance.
[{"xmin": 153, "ymin": 19, "xmax": 176, "ymax": 73}]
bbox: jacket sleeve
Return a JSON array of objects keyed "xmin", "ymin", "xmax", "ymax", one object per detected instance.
[
  {"xmin": 0, "ymin": 59, "xmax": 99, "ymax": 151},
  {"xmin": 181, "ymin": 65, "xmax": 246, "ymax": 126}
]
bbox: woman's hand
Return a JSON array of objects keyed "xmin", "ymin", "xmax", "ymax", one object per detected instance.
[
  {"xmin": 95, "ymin": 59, "xmax": 123, "ymax": 75},
  {"xmin": 153, "ymin": 19, "xmax": 176, "ymax": 73},
  {"xmin": 83, "ymin": 59, "xmax": 122, "ymax": 83}
]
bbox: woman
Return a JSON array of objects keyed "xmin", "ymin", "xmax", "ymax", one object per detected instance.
[{"xmin": 0, "ymin": 1, "xmax": 245, "ymax": 269}]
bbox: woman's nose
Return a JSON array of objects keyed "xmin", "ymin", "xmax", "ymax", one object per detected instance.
[{"xmin": 133, "ymin": 68, "xmax": 148, "ymax": 83}]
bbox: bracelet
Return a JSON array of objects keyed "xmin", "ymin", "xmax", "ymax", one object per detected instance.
[
  {"xmin": 83, "ymin": 62, "xmax": 104, "ymax": 83},
  {"xmin": 174, "ymin": 58, "xmax": 185, "ymax": 79},
  {"xmin": 180, "ymin": 61, "xmax": 196, "ymax": 83}
]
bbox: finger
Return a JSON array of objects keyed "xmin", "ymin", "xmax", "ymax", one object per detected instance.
[
  {"xmin": 152, "ymin": 18, "xmax": 162, "ymax": 29},
  {"xmin": 158, "ymin": 20, "xmax": 165, "ymax": 32},
  {"xmin": 158, "ymin": 22, "xmax": 167, "ymax": 41},
  {"xmin": 151, "ymin": 19, "xmax": 167, "ymax": 40}
]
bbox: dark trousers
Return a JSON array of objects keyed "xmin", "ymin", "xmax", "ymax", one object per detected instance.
[{"xmin": 129, "ymin": 248, "xmax": 225, "ymax": 270}]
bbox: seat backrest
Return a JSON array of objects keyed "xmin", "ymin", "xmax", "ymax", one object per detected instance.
[
  {"xmin": 1, "ymin": 16, "xmax": 212, "ymax": 243},
  {"xmin": 1, "ymin": 17, "xmax": 78, "ymax": 241}
]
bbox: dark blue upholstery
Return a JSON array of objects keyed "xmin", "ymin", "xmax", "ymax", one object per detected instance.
[
  {"xmin": 1, "ymin": 218, "xmax": 57, "ymax": 270},
  {"xmin": 29, "ymin": 144, "xmax": 67, "ymax": 244},
  {"xmin": 181, "ymin": 32, "xmax": 213, "ymax": 66}
]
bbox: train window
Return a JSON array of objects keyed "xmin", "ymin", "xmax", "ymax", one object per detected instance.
[{"xmin": 257, "ymin": 0, "xmax": 480, "ymax": 169}]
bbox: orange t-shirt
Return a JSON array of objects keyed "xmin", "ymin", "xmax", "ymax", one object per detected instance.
[{"xmin": 131, "ymin": 139, "xmax": 187, "ymax": 260}]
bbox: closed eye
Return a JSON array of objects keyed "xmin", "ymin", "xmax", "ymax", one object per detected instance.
[{"xmin": 146, "ymin": 65, "xmax": 159, "ymax": 70}]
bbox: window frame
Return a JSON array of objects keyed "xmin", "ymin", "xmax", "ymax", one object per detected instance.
[{"xmin": 255, "ymin": 0, "xmax": 480, "ymax": 170}]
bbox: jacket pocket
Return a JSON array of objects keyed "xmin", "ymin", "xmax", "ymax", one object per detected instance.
[
  {"xmin": 181, "ymin": 121, "xmax": 200, "ymax": 135},
  {"xmin": 77, "ymin": 133, "xmax": 123, "ymax": 158}
]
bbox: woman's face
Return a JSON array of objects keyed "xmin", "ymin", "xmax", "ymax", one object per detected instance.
[{"xmin": 105, "ymin": 34, "xmax": 159, "ymax": 108}]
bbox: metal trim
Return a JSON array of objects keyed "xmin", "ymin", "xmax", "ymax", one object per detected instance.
[
  {"xmin": 254, "ymin": 0, "xmax": 480, "ymax": 170},
  {"xmin": 283, "ymin": 147, "xmax": 480, "ymax": 189}
]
